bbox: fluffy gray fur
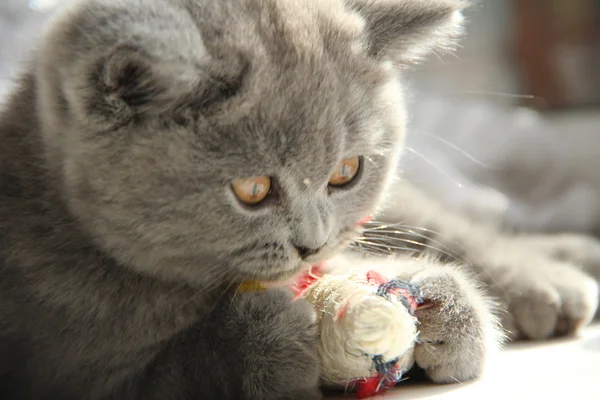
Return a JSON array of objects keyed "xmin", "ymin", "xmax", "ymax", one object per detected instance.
[
  {"xmin": 0, "ymin": 0, "xmax": 597, "ymax": 399},
  {"xmin": 377, "ymin": 181, "xmax": 600, "ymax": 340}
]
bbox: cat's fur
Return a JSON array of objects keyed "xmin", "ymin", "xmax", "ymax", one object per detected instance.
[
  {"xmin": 0, "ymin": 0, "xmax": 597, "ymax": 399},
  {"xmin": 377, "ymin": 181, "xmax": 600, "ymax": 339}
]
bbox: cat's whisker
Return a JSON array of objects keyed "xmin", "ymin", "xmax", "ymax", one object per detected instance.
[
  {"xmin": 228, "ymin": 271, "xmax": 245, "ymax": 311},
  {"xmin": 355, "ymin": 243, "xmax": 410, "ymax": 256},
  {"xmin": 366, "ymin": 221, "xmax": 441, "ymax": 236},
  {"xmin": 353, "ymin": 237, "xmax": 410, "ymax": 250},
  {"xmin": 359, "ymin": 221, "xmax": 479, "ymax": 268},
  {"xmin": 364, "ymin": 226, "xmax": 444, "ymax": 247},
  {"xmin": 362, "ymin": 229, "xmax": 464, "ymax": 262},
  {"xmin": 357, "ymin": 234, "xmax": 460, "ymax": 263},
  {"xmin": 352, "ymin": 240, "xmax": 421, "ymax": 256},
  {"xmin": 201, "ymin": 276, "xmax": 240, "ymax": 316},
  {"xmin": 404, "ymin": 146, "xmax": 466, "ymax": 189},
  {"xmin": 365, "ymin": 221, "xmax": 472, "ymax": 258},
  {"xmin": 180, "ymin": 265, "xmax": 231, "ymax": 308},
  {"xmin": 431, "ymin": 48, "xmax": 444, "ymax": 62},
  {"xmin": 352, "ymin": 239, "xmax": 416, "ymax": 254},
  {"xmin": 363, "ymin": 155, "xmax": 383, "ymax": 172},
  {"xmin": 218, "ymin": 278, "xmax": 240, "ymax": 310},
  {"xmin": 350, "ymin": 241, "xmax": 402, "ymax": 257},
  {"xmin": 389, "ymin": 223, "xmax": 471, "ymax": 253},
  {"xmin": 414, "ymin": 130, "xmax": 500, "ymax": 169},
  {"xmin": 446, "ymin": 89, "xmax": 536, "ymax": 100}
]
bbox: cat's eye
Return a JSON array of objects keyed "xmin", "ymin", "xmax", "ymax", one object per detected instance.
[
  {"xmin": 329, "ymin": 156, "xmax": 361, "ymax": 187},
  {"xmin": 232, "ymin": 176, "xmax": 272, "ymax": 205}
]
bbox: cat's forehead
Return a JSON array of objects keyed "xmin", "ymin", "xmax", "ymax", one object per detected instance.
[
  {"xmin": 197, "ymin": 69, "xmax": 395, "ymax": 181},
  {"xmin": 190, "ymin": 0, "xmax": 393, "ymax": 165},
  {"xmin": 195, "ymin": 0, "xmax": 373, "ymax": 76},
  {"xmin": 204, "ymin": 0, "xmax": 365, "ymax": 41}
]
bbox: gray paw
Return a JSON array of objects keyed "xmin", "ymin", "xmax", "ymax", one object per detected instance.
[
  {"xmin": 480, "ymin": 236, "xmax": 600, "ymax": 341},
  {"xmin": 499, "ymin": 258, "xmax": 598, "ymax": 340},
  {"xmin": 409, "ymin": 267, "xmax": 500, "ymax": 384},
  {"xmin": 234, "ymin": 289, "xmax": 321, "ymax": 400}
]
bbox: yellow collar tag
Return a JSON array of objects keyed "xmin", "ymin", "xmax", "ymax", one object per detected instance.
[{"xmin": 237, "ymin": 280, "xmax": 267, "ymax": 293}]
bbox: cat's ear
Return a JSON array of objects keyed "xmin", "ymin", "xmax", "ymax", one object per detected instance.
[
  {"xmin": 93, "ymin": 43, "xmax": 246, "ymax": 117},
  {"xmin": 347, "ymin": 0, "xmax": 468, "ymax": 64},
  {"xmin": 98, "ymin": 44, "xmax": 165, "ymax": 110}
]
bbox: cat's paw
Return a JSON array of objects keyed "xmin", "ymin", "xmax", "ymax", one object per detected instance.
[
  {"xmin": 488, "ymin": 247, "xmax": 599, "ymax": 340},
  {"xmin": 409, "ymin": 267, "xmax": 500, "ymax": 384},
  {"xmin": 234, "ymin": 289, "xmax": 321, "ymax": 400}
]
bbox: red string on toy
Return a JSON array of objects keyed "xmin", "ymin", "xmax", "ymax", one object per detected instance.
[
  {"xmin": 366, "ymin": 270, "xmax": 387, "ymax": 286},
  {"xmin": 354, "ymin": 361, "xmax": 404, "ymax": 399},
  {"xmin": 290, "ymin": 263, "xmax": 325, "ymax": 300},
  {"xmin": 367, "ymin": 270, "xmax": 420, "ymax": 312},
  {"xmin": 355, "ymin": 376, "xmax": 389, "ymax": 399}
]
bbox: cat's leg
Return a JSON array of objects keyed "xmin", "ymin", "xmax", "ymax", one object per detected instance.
[
  {"xmin": 111, "ymin": 289, "xmax": 320, "ymax": 400},
  {"xmin": 375, "ymin": 180, "xmax": 600, "ymax": 340},
  {"xmin": 511, "ymin": 233, "xmax": 600, "ymax": 282},
  {"xmin": 328, "ymin": 255, "xmax": 501, "ymax": 384}
]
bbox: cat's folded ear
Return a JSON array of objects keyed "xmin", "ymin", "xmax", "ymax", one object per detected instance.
[
  {"xmin": 347, "ymin": 0, "xmax": 468, "ymax": 64},
  {"xmin": 92, "ymin": 44, "xmax": 246, "ymax": 119},
  {"xmin": 96, "ymin": 44, "xmax": 168, "ymax": 112}
]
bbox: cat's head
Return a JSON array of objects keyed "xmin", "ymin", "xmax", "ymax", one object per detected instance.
[{"xmin": 37, "ymin": 0, "xmax": 466, "ymax": 285}]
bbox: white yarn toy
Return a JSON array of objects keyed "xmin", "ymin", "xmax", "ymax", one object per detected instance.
[
  {"xmin": 240, "ymin": 265, "xmax": 423, "ymax": 398},
  {"xmin": 301, "ymin": 267, "xmax": 422, "ymax": 398}
]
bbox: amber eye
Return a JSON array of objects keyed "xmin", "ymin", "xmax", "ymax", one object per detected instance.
[
  {"xmin": 232, "ymin": 176, "xmax": 272, "ymax": 205},
  {"xmin": 329, "ymin": 156, "xmax": 360, "ymax": 186}
]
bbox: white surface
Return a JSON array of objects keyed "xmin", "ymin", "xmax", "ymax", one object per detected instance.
[{"xmin": 329, "ymin": 324, "xmax": 600, "ymax": 399}]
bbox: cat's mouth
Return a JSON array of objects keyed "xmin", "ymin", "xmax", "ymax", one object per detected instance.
[{"xmin": 234, "ymin": 216, "xmax": 371, "ymax": 283}]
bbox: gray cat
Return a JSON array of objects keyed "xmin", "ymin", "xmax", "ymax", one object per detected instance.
[{"xmin": 0, "ymin": 0, "xmax": 598, "ymax": 399}]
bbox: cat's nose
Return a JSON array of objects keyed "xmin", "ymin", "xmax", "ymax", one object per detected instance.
[{"xmin": 296, "ymin": 246, "xmax": 321, "ymax": 260}]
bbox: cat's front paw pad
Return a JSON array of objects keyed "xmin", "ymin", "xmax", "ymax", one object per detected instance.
[
  {"xmin": 342, "ymin": 293, "xmax": 417, "ymax": 362},
  {"xmin": 503, "ymin": 260, "xmax": 598, "ymax": 340}
]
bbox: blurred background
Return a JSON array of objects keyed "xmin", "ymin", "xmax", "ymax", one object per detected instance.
[
  {"xmin": 1, "ymin": 0, "xmax": 600, "ymax": 234},
  {"xmin": 402, "ymin": 0, "xmax": 600, "ymax": 235}
]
